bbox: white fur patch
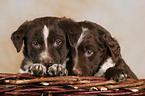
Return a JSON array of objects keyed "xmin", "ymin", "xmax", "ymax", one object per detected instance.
[
  {"xmin": 39, "ymin": 25, "xmax": 51, "ymax": 61},
  {"xmin": 62, "ymin": 58, "xmax": 69, "ymax": 68},
  {"xmin": 18, "ymin": 68, "xmax": 27, "ymax": 73},
  {"xmin": 73, "ymin": 27, "xmax": 88, "ymax": 71},
  {"xmin": 18, "ymin": 59, "xmax": 33, "ymax": 73},
  {"xmin": 94, "ymin": 57, "xmax": 115, "ymax": 77},
  {"xmin": 39, "ymin": 50, "xmax": 51, "ymax": 61}
]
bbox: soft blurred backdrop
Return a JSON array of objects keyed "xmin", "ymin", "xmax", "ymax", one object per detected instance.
[{"xmin": 0, "ymin": 0, "xmax": 145, "ymax": 79}]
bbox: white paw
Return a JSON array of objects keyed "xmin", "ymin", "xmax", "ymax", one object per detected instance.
[
  {"xmin": 47, "ymin": 64, "xmax": 68, "ymax": 76},
  {"xmin": 28, "ymin": 64, "xmax": 47, "ymax": 76}
]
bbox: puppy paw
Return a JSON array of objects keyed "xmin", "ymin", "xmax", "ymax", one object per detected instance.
[
  {"xmin": 47, "ymin": 64, "xmax": 68, "ymax": 76},
  {"xmin": 28, "ymin": 64, "xmax": 47, "ymax": 76},
  {"xmin": 105, "ymin": 67, "xmax": 127, "ymax": 82}
]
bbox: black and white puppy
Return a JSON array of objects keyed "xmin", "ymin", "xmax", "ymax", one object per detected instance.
[
  {"xmin": 67, "ymin": 21, "xmax": 138, "ymax": 81},
  {"xmin": 11, "ymin": 17, "xmax": 82, "ymax": 76}
]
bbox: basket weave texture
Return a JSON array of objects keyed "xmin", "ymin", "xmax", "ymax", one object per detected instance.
[{"xmin": 0, "ymin": 73, "xmax": 145, "ymax": 96}]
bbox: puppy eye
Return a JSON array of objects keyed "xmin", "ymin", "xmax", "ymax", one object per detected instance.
[
  {"xmin": 53, "ymin": 39, "xmax": 62, "ymax": 47},
  {"xmin": 85, "ymin": 50, "xmax": 94, "ymax": 57},
  {"xmin": 32, "ymin": 41, "xmax": 40, "ymax": 48}
]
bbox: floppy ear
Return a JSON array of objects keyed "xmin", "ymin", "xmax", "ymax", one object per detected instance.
[
  {"xmin": 59, "ymin": 19, "xmax": 82, "ymax": 47},
  {"xmin": 95, "ymin": 23, "xmax": 122, "ymax": 64},
  {"xmin": 11, "ymin": 21, "xmax": 29, "ymax": 52},
  {"xmin": 103, "ymin": 32, "xmax": 122, "ymax": 64}
]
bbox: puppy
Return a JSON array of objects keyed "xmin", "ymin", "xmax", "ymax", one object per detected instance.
[
  {"xmin": 11, "ymin": 17, "xmax": 82, "ymax": 76},
  {"xmin": 67, "ymin": 21, "xmax": 138, "ymax": 81}
]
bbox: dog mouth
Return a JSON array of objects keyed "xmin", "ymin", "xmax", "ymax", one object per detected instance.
[{"xmin": 41, "ymin": 60, "xmax": 56, "ymax": 67}]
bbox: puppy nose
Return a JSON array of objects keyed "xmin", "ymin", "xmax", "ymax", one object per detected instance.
[
  {"xmin": 42, "ymin": 60, "xmax": 54, "ymax": 66},
  {"xmin": 73, "ymin": 69, "xmax": 82, "ymax": 76}
]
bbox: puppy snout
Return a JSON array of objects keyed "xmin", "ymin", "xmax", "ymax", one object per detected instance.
[
  {"xmin": 42, "ymin": 60, "xmax": 54, "ymax": 66},
  {"xmin": 73, "ymin": 69, "xmax": 82, "ymax": 76}
]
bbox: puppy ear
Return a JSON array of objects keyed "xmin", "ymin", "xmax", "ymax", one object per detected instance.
[
  {"xmin": 85, "ymin": 21, "xmax": 122, "ymax": 64},
  {"xmin": 59, "ymin": 19, "xmax": 82, "ymax": 47},
  {"xmin": 103, "ymin": 33, "xmax": 122, "ymax": 63},
  {"xmin": 11, "ymin": 21, "xmax": 29, "ymax": 52}
]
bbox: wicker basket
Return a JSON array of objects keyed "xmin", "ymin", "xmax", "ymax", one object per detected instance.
[{"xmin": 0, "ymin": 73, "xmax": 145, "ymax": 96}]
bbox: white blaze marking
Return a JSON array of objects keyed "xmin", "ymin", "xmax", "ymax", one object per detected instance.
[
  {"xmin": 73, "ymin": 27, "xmax": 88, "ymax": 71},
  {"xmin": 39, "ymin": 25, "xmax": 51, "ymax": 61},
  {"xmin": 43, "ymin": 25, "xmax": 49, "ymax": 48},
  {"xmin": 94, "ymin": 57, "xmax": 115, "ymax": 77}
]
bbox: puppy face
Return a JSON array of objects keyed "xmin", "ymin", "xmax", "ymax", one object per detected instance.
[
  {"xmin": 11, "ymin": 17, "xmax": 82, "ymax": 76},
  {"xmin": 70, "ymin": 21, "xmax": 121, "ymax": 76},
  {"xmin": 26, "ymin": 25, "xmax": 68, "ymax": 66},
  {"xmin": 70, "ymin": 27, "xmax": 107, "ymax": 76}
]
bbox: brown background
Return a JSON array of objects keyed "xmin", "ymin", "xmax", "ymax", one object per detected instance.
[{"xmin": 0, "ymin": 0, "xmax": 145, "ymax": 79}]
